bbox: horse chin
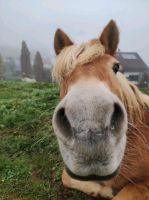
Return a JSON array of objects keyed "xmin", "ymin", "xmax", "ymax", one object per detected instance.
[{"xmin": 57, "ymin": 132, "xmax": 126, "ymax": 182}]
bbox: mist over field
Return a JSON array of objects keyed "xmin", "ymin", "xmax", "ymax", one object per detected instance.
[{"xmin": 0, "ymin": 0, "xmax": 149, "ymax": 66}]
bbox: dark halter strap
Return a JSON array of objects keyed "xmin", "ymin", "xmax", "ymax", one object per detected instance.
[{"xmin": 65, "ymin": 166, "xmax": 119, "ymax": 182}]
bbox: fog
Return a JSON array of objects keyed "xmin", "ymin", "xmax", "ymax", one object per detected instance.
[{"xmin": 0, "ymin": 0, "xmax": 149, "ymax": 66}]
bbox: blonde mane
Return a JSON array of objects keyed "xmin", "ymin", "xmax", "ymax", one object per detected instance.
[
  {"xmin": 52, "ymin": 40, "xmax": 149, "ymax": 123},
  {"xmin": 117, "ymin": 73, "xmax": 149, "ymax": 123}
]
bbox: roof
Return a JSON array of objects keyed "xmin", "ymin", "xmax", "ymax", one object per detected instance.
[{"xmin": 116, "ymin": 52, "xmax": 148, "ymax": 73}]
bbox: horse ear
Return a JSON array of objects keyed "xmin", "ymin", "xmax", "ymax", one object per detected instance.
[
  {"xmin": 100, "ymin": 20, "xmax": 119, "ymax": 55},
  {"xmin": 54, "ymin": 28, "xmax": 74, "ymax": 55}
]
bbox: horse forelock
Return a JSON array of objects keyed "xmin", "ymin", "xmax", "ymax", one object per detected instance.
[{"xmin": 52, "ymin": 39, "xmax": 105, "ymax": 83}]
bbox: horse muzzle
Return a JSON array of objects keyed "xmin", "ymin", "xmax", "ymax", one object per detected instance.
[{"xmin": 52, "ymin": 80, "xmax": 127, "ymax": 179}]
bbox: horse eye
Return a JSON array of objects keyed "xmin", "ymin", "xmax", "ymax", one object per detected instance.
[{"xmin": 112, "ymin": 63, "xmax": 120, "ymax": 74}]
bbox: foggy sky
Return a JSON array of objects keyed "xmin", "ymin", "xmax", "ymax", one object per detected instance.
[{"xmin": 0, "ymin": 0, "xmax": 149, "ymax": 66}]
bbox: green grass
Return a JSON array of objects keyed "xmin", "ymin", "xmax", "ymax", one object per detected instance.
[
  {"xmin": 0, "ymin": 81, "xmax": 148, "ymax": 200},
  {"xmin": 0, "ymin": 81, "xmax": 95, "ymax": 200},
  {"xmin": 140, "ymin": 88, "xmax": 149, "ymax": 95}
]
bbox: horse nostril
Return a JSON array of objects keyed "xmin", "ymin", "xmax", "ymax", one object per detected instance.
[
  {"xmin": 110, "ymin": 103, "xmax": 124, "ymax": 131},
  {"xmin": 55, "ymin": 107, "xmax": 72, "ymax": 137}
]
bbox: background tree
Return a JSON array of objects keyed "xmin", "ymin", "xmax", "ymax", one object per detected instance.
[
  {"xmin": 139, "ymin": 69, "xmax": 149, "ymax": 88},
  {"xmin": 20, "ymin": 41, "xmax": 32, "ymax": 78},
  {"xmin": 43, "ymin": 67, "xmax": 52, "ymax": 83},
  {"xmin": 0, "ymin": 54, "xmax": 5, "ymax": 79},
  {"xmin": 143, "ymin": 69, "xmax": 149, "ymax": 87},
  {"xmin": 33, "ymin": 51, "xmax": 44, "ymax": 82},
  {"xmin": 4, "ymin": 57, "xmax": 17, "ymax": 79}
]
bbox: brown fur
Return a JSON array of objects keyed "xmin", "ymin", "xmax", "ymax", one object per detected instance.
[{"xmin": 53, "ymin": 20, "xmax": 149, "ymax": 199}]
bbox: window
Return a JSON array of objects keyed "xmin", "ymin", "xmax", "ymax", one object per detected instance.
[
  {"xmin": 129, "ymin": 75, "xmax": 139, "ymax": 81},
  {"xmin": 121, "ymin": 54, "xmax": 137, "ymax": 59}
]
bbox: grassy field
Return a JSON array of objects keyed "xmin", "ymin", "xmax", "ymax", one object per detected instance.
[
  {"xmin": 0, "ymin": 81, "xmax": 149, "ymax": 200},
  {"xmin": 0, "ymin": 81, "xmax": 97, "ymax": 200}
]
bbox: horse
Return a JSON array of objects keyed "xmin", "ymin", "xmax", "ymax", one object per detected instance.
[{"xmin": 52, "ymin": 20, "xmax": 149, "ymax": 200}]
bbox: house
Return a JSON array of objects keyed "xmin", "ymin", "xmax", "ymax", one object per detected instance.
[{"xmin": 116, "ymin": 52, "xmax": 148, "ymax": 85}]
